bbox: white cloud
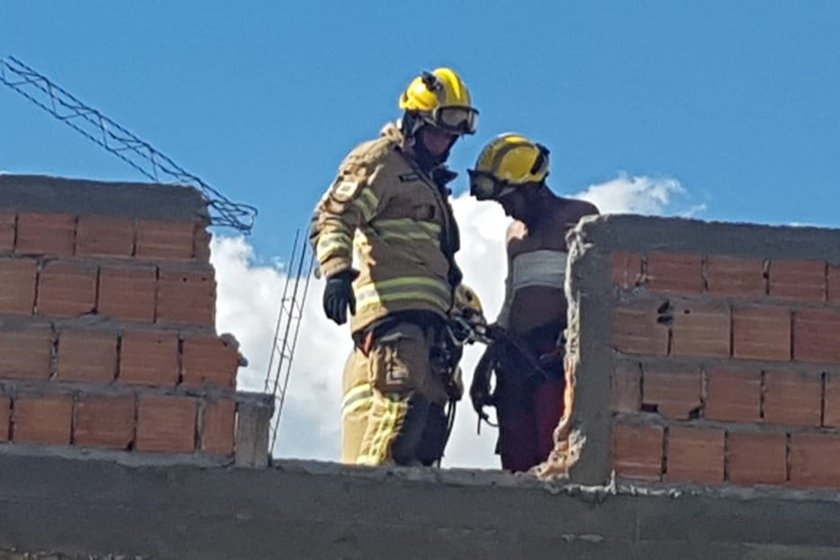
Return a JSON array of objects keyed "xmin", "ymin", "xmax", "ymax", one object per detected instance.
[
  {"xmin": 212, "ymin": 173, "xmax": 702, "ymax": 468},
  {"xmin": 574, "ymin": 173, "xmax": 706, "ymax": 217}
]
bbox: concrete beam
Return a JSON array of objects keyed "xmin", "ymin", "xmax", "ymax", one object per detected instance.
[{"xmin": 1, "ymin": 455, "xmax": 839, "ymax": 559}]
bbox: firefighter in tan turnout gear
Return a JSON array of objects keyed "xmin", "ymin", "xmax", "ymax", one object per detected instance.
[{"xmin": 310, "ymin": 68, "xmax": 479, "ymax": 466}]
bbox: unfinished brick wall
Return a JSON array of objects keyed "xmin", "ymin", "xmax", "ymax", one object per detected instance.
[
  {"xmin": 0, "ymin": 175, "xmax": 270, "ymax": 466},
  {"xmin": 553, "ymin": 214, "xmax": 840, "ymax": 491}
]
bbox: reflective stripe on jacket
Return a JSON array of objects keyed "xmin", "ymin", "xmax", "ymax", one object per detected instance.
[{"xmin": 310, "ymin": 122, "xmax": 460, "ymax": 333}]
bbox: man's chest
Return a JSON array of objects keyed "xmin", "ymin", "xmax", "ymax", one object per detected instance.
[{"xmin": 508, "ymin": 216, "xmax": 578, "ymax": 257}]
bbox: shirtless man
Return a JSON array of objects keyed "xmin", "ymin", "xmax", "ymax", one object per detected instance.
[{"xmin": 468, "ymin": 133, "xmax": 599, "ymax": 472}]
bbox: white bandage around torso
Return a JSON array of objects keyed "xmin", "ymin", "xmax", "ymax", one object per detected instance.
[
  {"xmin": 497, "ymin": 249, "xmax": 568, "ymax": 327},
  {"xmin": 510, "ymin": 250, "xmax": 568, "ymax": 291}
]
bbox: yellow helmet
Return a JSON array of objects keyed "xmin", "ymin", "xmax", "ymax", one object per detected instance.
[
  {"xmin": 450, "ymin": 283, "xmax": 488, "ymax": 344},
  {"xmin": 452, "ymin": 283, "xmax": 485, "ymax": 321},
  {"xmin": 468, "ymin": 133, "xmax": 550, "ymax": 200},
  {"xmin": 399, "ymin": 68, "xmax": 478, "ymax": 135}
]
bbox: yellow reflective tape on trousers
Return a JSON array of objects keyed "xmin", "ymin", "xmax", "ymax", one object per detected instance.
[
  {"xmin": 316, "ymin": 231, "xmax": 352, "ymax": 261},
  {"xmin": 342, "ymin": 383, "xmax": 373, "ymax": 419},
  {"xmin": 357, "ymin": 393, "xmax": 408, "ymax": 466},
  {"xmin": 354, "ymin": 277, "xmax": 451, "ymax": 310},
  {"xmin": 367, "ymin": 395, "xmax": 397, "ymax": 465}
]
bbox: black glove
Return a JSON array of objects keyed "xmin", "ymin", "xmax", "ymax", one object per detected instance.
[
  {"xmin": 322, "ymin": 269, "xmax": 358, "ymax": 325},
  {"xmin": 469, "ymin": 344, "xmax": 497, "ymax": 418}
]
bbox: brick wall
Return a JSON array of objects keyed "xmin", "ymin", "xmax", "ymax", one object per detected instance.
[
  {"xmin": 550, "ymin": 215, "xmax": 840, "ymax": 492},
  {"xmin": 0, "ymin": 175, "xmax": 271, "ymax": 466}
]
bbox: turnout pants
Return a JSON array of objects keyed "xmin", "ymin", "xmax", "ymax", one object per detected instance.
[{"xmin": 341, "ymin": 320, "xmax": 450, "ymax": 466}]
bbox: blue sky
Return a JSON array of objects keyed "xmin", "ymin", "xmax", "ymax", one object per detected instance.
[{"xmin": 3, "ymin": 1, "xmax": 839, "ymax": 257}]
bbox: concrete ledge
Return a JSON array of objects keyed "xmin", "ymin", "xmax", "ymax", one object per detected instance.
[
  {"xmin": 0, "ymin": 174, "xmax": 208, "ymax": 222},
  {"xmin": 584, "ymin": 213, "xmax": 840, "ymax": 260},
  {"xmin": 1, "ymin": 455, "xmax": 840, "ymax": 559}
]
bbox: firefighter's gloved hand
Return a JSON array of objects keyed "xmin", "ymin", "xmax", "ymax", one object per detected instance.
[
  {"xmin": 322, "ymin": 269, "xmax": 359, "ymax": 325},
  {"xmin": 470, "ymin": 345, "xmax": 496, "ymax": 416}
]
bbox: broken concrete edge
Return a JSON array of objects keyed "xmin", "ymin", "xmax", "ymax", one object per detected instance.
[
  {"xmin": 560, "ymin": 215, "xmax": 616, "ymax": 485},
  {"xmin": 9, "ymin": 444, "xmax": 831, "ymax": 508},
  {"xmin": 5, "ymin": 453, "xmax": 840, "ymax": 560},
  {"xmin": 0, "ymin": 174, "xmax": 210, "ymax": 223},
  {"xmin": 272, "ymin": 458, "xmax": 840, "ymax": 505},
  {"xmin": 235, "ymin": 393, "xmax": 274, "ymax": 469},
  {"xmin": 0, "ymin": 447, "xmax": 838, "ymax": 508}
]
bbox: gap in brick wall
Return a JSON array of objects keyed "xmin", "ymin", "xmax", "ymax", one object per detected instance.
[
  {"xmin": 32, "ymin": 260, "xmax": 43, "ymax": 315},
  {"xmin": 722, "ymin": 430, "xmax": 730, "ymax": 481},
  {"xmin": 759, "ymin": 371, "xmax": 767, "ymax": 419},
  {"xmin": 69, "ymin": 395, "xmax": 77, "ymax": 445},
  {"xmin": 7, "ymin": 398, "xmax": 15, "ymax": 441},
  {"xmin": 761, "ymin": 259, "xmax": 770, "ymax": 295},
  {"xmin": 193, "ymin": 400, "xmax": 203, "ymax": 452},
  {"xmin": 129, "ymin": 393, "xmax": 139, "ymax": 451},
  {"xmin": 93, "ymin": 267, "xmax": 102, "ymax": 314},
  {"xmin": 49, "ymin": 325, "xmax": 59, "ymax": 381},
  {"xmin": 821, "ymin": 372, "xmax": 827, "ymax": 427},
  {"xmin": 11, "ymin": 214, "xmax": 18, "ymax": 250},
  {"xmin": 112, "ymin": 335, "xmax": 121, "ymax": 382},
  {"xmin": 784, "ymin": 433, "xmax": 792, "ymax": 482},
  {"xmin": 822, "ymin": 261, "xmax": 829, "ymax": 301},
  {"xmin": 176, "ymin": 338, "xmax": 185, "ymax": 385},
  {"xmin": 789, "ymin": 311, "xmax": 795, "ymax": 361}
]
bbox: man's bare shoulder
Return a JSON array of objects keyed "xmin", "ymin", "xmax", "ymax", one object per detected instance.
[{"xmin": 554, "ymin": 197, "xmax": 599, "ymax": 221}]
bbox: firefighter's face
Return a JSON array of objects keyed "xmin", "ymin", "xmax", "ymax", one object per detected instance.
[
  {"xmin": 498, "ymin": 189, "xmax": 526, "ymax": 219},
  {"xmin": 498, "ymin": 188, "xmax": 538, "ymax": 225},
  {"xmin": 420, "ymin": 126, "xmax": 458, "ymax": 157}
]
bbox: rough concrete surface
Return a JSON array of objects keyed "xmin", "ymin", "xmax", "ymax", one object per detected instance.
[
  {"xmin": 0, "ymin": 174, "xmax": 208, "ymax": 222},
  {"xmin": 583, "ymin": 214, "xmax": 840, "ymax": 261},
  {"xmin": 1, "ymin": 455, "xmax": 839, "ymax": 560},
  {"xmin": 564, "ymin": 217, "xmax": 615, "ymax": 486}
]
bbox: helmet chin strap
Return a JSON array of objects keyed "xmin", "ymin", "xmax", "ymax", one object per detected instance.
[{"xmin": 413, "ymin": 131, "xmax": 451, "ymax": 172}]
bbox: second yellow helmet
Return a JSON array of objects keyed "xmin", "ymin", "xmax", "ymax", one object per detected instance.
[
  {"xmin": 468, "ymin": 133, "xmax": 550, "ymax": 200},
  {"xmin": 452, "ymin": 283, "xmax": 485, "ymax": 321}
]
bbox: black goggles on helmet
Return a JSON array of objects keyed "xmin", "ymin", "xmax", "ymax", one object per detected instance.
[
  {"xmin": 468, "ymin": 170, "xmax": 516, "ymax": 201},
  {"xmin": 421, "ymin": 106, "xmax": 479, "ymax": 135}
]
